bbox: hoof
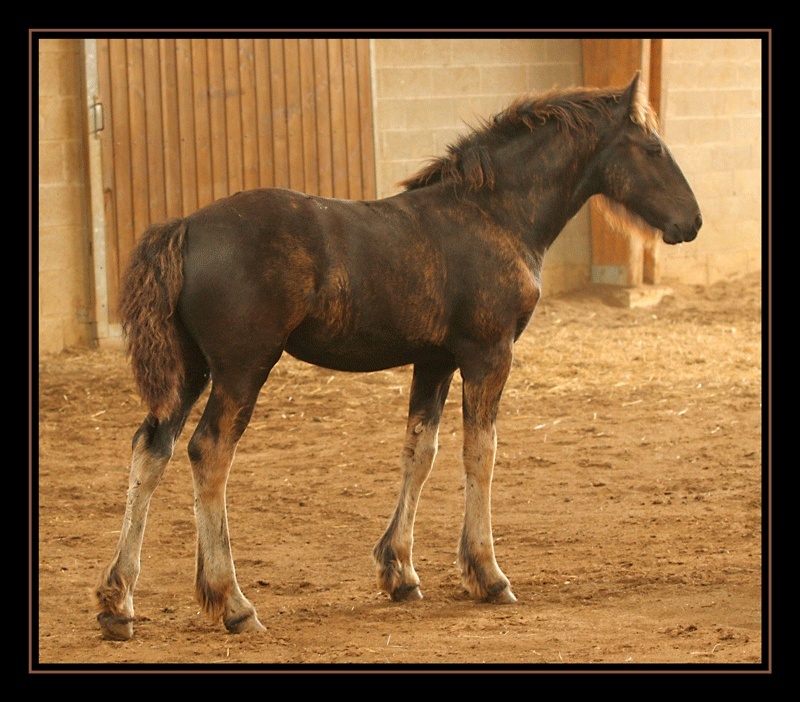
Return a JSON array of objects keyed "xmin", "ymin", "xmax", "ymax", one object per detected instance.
[
  {"xmin": 390, "ymin": 583, "xmax": 423, "ymax": 602},
  {"xmin": 486, "ymin": 585, "xmax": 517, "ymax": 604},
  {"xmin": 224, "ymin": 612, "xmax": 267, "ymax": 635},
  {"xmin": 97, "ymin": 612, "xmax": 134, "ymax": 641}
]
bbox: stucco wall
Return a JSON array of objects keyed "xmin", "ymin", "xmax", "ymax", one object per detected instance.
[{"xmin": 371, "ymin": 38, "xmax": 589, "ymax": 297}]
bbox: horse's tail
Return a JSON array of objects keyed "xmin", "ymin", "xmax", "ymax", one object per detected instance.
[{"xmin": 119, "ymin": 218, "xmax": 188, "ymax": 421}]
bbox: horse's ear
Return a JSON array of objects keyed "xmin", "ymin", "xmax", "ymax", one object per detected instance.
[
  {"xmin": 618, "ymin": 70, "xmax": 654, "ymax": 128},
  {"xmin": 620, "ymin": 71, "xmax": 641, "ymax": 113}
]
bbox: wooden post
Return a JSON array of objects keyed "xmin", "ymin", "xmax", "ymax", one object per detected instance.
[
  {"xmin": 582, "ymin": 38, "xmax": 659, "ymax": 287},
  {"xmin": 643, "ymin": 39, "xmax": 663, "ymax": 285}
]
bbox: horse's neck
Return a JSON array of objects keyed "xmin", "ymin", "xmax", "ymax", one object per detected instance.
[
  {"xmin": 484, "ymin": 168, "xmax": 590, "ymax": 257},
  {"xmin": 487, "ymin": 140, "xmax": 598, "ymax": 256}
]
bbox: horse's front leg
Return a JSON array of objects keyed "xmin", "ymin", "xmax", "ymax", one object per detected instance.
[
  {"xmin": 373, "ymin": 361, "xmax": 455, "ymax": 601},
  {"xmin": 458, "ymin": 341, "xmax": 517, "ymax": 603}
]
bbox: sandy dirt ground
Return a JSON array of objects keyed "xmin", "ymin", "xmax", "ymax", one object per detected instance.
[{"xmin": 35, "ymin": 271, "xmax": 764, "ymax": 671}]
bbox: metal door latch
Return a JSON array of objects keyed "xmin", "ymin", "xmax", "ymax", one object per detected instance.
[{"xmin": 90, "ymin": 101, "xmax": 104, "ymax": 135}]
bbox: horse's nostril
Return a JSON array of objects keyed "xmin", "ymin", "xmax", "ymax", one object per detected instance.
[{"xmin": 695, "ymin": 213, "xmax": 703, "ymax": 231}]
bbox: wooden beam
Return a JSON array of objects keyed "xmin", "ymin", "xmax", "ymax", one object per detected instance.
[
  {"xmin": 643, "ymin": 38, "xmax": 663, "ymax": 284},
  {"xmin": 582, "ymin": 39, "xmax": 644, "ymax": 286}
]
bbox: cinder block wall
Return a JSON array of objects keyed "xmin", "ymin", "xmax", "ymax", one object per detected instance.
[
  {"xmin": 371, "ymin": 38, "xmax": 589, "ymax": 296},
  {"xmin": 658, "ymin": 38, "xmax": 762, "ymax": 284},
  {"xmin": 39, "ymin": 38, "xmax": 94, "ymax": 352}
]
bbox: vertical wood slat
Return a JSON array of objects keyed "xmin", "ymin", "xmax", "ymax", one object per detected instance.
[
  {"xmin": 342, "ymin": 38, "xmax": 363, "ymax": 200},
  {"xmin": 269, "ymin": 39, "xmax": 289, "ymax": 189},
  {"xmin": 327, "ymin": 39, "xmax": 349, "ymax": 199},
  {"xmin": 159, "ymin": 39, "xmax": 183, "ymax": 219},
  {"xmin": 239, "ymin": 38, "xmax": 260, "ymax": 191},
  {"xmin": 97, "ymin": 39, "xmax": 120, "ymax": 325},
  {"xmin": 207, "ymin": 39, "xmax": 228, "ymax": 201},
  {"xmin": 97, "ymin": 37, "xmax": 376, "ymax": 330},
  {"xmin": 223, "ymin": 39, "xmax": 243, "ymax": 194},
  {"xmin": 127, "ymin": 40, "xmax": 150, "ymax": 244},
  {"xmin": 254, "ymin": 40, "xmax": 273, "ymax": 188},
  {"xmin": 283, "ymin": 40, "xmax": 304, "ymax": 192},
  {"xmin": 107, "ymin": 38, "xmax": 132, "ymax": 304},
  {"xmin": 356, "ymin": 38, "xmax": 376, "ymax": 200},
  {"xmin": 191, "ymin": 40, "xmax": 214, "ymax": 209},
  {"xmin": 175, "ymin": 38, "xmax": 198, "ymax": 214},
  {"xmin": 106, "ymin": 40, "xmax": 134, "ymax": 270},
  {"xmin": 313, "ymin": 39, "xmax": 333, "ymax": 198},
  {"xmin": 299, "ymin": 39, "xmax": 319, "ymax": 196},
  {"xmin": 143, "ymin": 39, "xmax": 166, "ymax": 224}
]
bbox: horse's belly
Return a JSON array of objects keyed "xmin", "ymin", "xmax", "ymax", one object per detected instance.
[{"xmin": 284, "ymin": 326, "xmax": 419, "ymax": 372}]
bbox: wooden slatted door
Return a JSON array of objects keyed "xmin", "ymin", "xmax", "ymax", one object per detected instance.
[{"xmin": 94, "ymin": 37, "xmax": 375, "ymax": 333}]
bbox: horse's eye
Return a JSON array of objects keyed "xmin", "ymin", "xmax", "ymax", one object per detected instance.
[{"xmin": 646, "ymin": 142, "xmax": 664, "ymax": 157}]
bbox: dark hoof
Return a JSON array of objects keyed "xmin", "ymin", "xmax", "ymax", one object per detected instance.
[
  {"xmin": 224, "ymin": 612, "xmax": 267, "ymax": 634},
  {"xmin": 486, "ymin": 585, "xmax": 517, "ymax": 604},
  {"xmin": 390, "ymin": 583, "xmax": 423, "ymax": 602},
  {"xmin": 97, "ymin": 612, "xmax": 134, "ymax": 641}
]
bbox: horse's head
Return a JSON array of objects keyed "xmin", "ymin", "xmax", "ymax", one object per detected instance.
[{"xmin": 594, "ymin": 72, "xmax": 702, "ymax": 245}]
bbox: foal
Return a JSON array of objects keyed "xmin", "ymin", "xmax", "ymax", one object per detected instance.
[{"xmin": 95, "ymin": 73, "xmax": 701, "ymax": 639}]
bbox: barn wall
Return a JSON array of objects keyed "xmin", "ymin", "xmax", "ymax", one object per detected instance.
[
  {"xmin": 38, "ymin": 38, "xmax": 95, "ymax": 353},
  {"xmin": 36, "ymin": 36, "xmax": 764, "ymax": 355},
  {"xmin": 371, "ymin": 38, "xmax": 589, "ymax": 297}
]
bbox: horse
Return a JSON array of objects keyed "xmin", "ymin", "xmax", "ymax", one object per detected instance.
[{"xmin": 94, "ymin": 72, "xmax": 702, "ymax": 640}]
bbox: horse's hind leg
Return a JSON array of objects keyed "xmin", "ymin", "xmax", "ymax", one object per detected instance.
[
  {"xmin": 94, "ymin": 348, "xmax": 209, "ymax": 640},
  {"xmin": 374, "ymin": 360, "xmax": 455, "ymax": 601},
  {"xmin": 187, "ymin": 358, "xmax": 279, "ymax": 634},
  {"xmin": 458, "ymin": 341, "xmax": 517, "ymax": 604}
]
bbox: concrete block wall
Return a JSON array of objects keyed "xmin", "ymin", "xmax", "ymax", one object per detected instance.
[
  {"xmin": 658, "ymin": 38, "xmax": 762, "ymax": 285},
  {"xmin": 371, "ymin": 38, "xmax": 590, "ymax": 297},
  {"xmin": 39, "ymin": 38, "xmax": 94, "ymax": 352}
]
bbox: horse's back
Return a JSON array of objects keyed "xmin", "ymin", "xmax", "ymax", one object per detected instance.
[
  {"xmin": 176, "ymin": 185, "xmax": 541, "ymax": 373},
  {"xmin": 175, "ymin": 187, "xmax": 451, "ymax": 371}
]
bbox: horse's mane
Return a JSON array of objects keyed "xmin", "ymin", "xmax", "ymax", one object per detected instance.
[{"xmin": 400, "ymin": 83, "xmax": 658, "ymax": 192}]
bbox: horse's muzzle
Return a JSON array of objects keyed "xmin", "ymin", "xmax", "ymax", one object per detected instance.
[{"xmin": 663, "ymin": 212, "xmax": 702, "ymax": 245}]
